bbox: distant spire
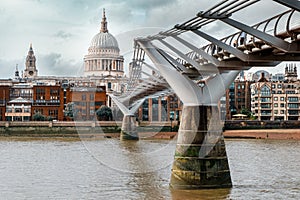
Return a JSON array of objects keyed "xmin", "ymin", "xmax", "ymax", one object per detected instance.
[
  {"xmin": 15, "ymin": 64, "xmax": 20, "ymax": 79},
  {"xmin": 100, "ymin": 8, "xmax": 108, "ymax": 33},
  {"xmin": 29, "ymin": 43, "xmax": 34, "ymax": 54}
]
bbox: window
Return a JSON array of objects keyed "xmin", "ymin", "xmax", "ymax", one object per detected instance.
[
  {"xmin": 288, "ymin": 97, "xmax": 298, "ymax": 102},
  {"xmin": 288, "ymin": 110, "xmax": 298, "ymax": 115},
  {"xmin": 288, "ymin": 104, "xmax": 299, "ymax": 109},
  {"xmin": 274, "ymin": 103, "xmax": 278, "ymax": 107},
  {"xmin": 261, "ymin": 104, "xmax": 271, "ymax": 108},
  {"xmin": 286, "ymin": 91, "xmax": 295, "ymax": 94},
  {"xmin": 274, "ymin": 110, "xmax": 278, "ymax": 114},
  {"xmin": 82, "ymin": 94, "xmax": 86, "ymax": 101},
  {"xmin": 260, "ymin": 85, "xmax": 271, "ymax": 96},
  {"xmin": 261, "ymin": 97, "xmax": 271, "ymax": 102},
  {"xmin": 34, "ymin": 109, "xmax": 43, "ymax": 115},
  {"xmin": 48, "ymin": 109, "xmax": 58, "ymax": 116},
  {"xmin": 278, "ymin": 84, "xmax": 282, "ymax": 88},
  {"xmin": 95, "ymin": 102, "xmax": 103, "ymax": 106},
  {"xmin": 280, "ymin": 103, "xmax": 284, "ymax": 108},
  {"xmin": 280, "ymin": 110, "xmax": 285, "ymax": 114},
  {"xmin": 274, "ymin": 97, "xmax": 278, "ymax": 101},
  {"xmin": 50, "ymin": 89, "xmax": 60, "ymax": 100},
  {"xmin": 272, "ymin": 84, "xmax": 275, "ymax": 89},
  {"xmin": 36, "ymin": 88, "xmax": 45, "ymax": 100},
  {"xmin": 280, "ymin": 97, "xmax": 285, "ymax": 101},
  {"xmin": 90, "ymin": 94, "xmax": 94, "ymax": 101}
]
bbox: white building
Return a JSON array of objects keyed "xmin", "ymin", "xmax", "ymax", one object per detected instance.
[{"xmin": 83, "ymin": 9, "xmax": 125, "ymax": 94}]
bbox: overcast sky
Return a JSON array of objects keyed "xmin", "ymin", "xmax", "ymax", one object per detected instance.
[{"xmin": 0, "ymin": 0, "xmax": 298, "ymax": 78}]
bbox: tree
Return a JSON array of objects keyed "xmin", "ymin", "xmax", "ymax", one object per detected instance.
[
  {"xmin": 96, "ymin": 105, "xmax": 113, "ymax": 121},
  {"xmin": 240, "ymin": 108, "xmax": 253, "ymax": 118},
  {"xmin": 33, "ymin": 112, "xmax": 46, "ymax": 121},
  {"xmin": 64, "ymin": 102, "xmax": 77, "ymax": 119}
]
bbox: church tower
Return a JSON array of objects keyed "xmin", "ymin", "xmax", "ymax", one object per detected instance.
[{"xmin": 24, "ymin": 43, "xmax": 38, "ymax": 78}]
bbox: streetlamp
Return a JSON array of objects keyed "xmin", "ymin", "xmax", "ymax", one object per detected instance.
[{"xmin": 197, "ymin": 80, "xmax": 205, "ymax": 94}]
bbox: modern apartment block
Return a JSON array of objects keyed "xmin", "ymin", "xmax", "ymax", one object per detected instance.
[
  {"xmin": 226, "ymin": 65, "xmax": 299, "ymax": 121},
  {"xmin": 225, "ymin": 74, "xmax": 254, "ymax": 120},
  {"xmin": 250, "ymin": 65, "xmax": 299, "ymax": 121}
]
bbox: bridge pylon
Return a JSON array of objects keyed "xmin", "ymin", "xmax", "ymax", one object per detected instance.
[
  {"xmin": 109, "ymin": 94, "xmax": 145, "ymax": 140},
  {"xmin": 138, "ymin": 40, "xmax": 238, "ymax": 189},
  {"xmin": 120, "ymin": 114, "xmax": 139, "ymax": 140}
]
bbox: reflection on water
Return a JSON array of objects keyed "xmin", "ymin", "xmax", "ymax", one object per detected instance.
[{"xmin": 0, "ymin": 138, "xmax": 299, "ymax": 199}]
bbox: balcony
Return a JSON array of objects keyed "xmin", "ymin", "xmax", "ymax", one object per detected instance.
[
  {"xmin": 288, "ymin": 111, "xmax": 299, "ymax": 116},
  {"xmin": 33, "ymin": 100, "xmax": 61, "ymax": 106},
  {"xmin": 261, "ymin": 112, "xmax": 272, "ymax": 116}
]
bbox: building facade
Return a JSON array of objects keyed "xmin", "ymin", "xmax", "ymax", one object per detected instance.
[
  {"xmin": 225, "ymin": 80, "xmax": 253, "ymax": 120},
  {"xmin": 138, "ymin": 95, "xmax": 182, "ymax": 122},
  {"xmin": 250, "ymin": 65, "xmax": 300, "ymax": 121}
]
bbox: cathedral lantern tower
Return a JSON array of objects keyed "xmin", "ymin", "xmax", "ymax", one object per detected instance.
[{"xmin": 24, "ymin": 43, "xmax": 38, "ymax": 78}]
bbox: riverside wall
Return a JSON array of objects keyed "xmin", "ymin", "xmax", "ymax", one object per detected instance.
[
  {"xmin": 0, "ymin": 121, "xmax": 122, "ymax": 137},
  {"xmin": 0, "ymin": 121, "xmax": 177, "ymax": 139},
  {"xmin": 224, "ymin": 120, "xmax": 300, "ymax": 130},
  {"xmin": 1, "ymin": 121, "xmax": 299, "ymax": 140}
]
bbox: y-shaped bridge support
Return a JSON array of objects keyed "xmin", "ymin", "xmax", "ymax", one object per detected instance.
[
  {"xmin": 109, "ymin": 95, "xmax": 145, "ymax": 140},
  {"xmin": 138, "ymin": 40, "xmax": 239, "ymax": 189}
]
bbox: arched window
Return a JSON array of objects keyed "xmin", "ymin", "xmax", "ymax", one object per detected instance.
[{"xmin": 260, "ymin": 85, "xmax": 271, "ymax": 96}]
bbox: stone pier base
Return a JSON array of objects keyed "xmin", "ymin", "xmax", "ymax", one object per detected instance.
[
  {"xmin": 170, "ymin": 105, "xmax": 232, "ymax": 189},
  {"xmin": 121, "ymin": 115, "xmax": 139, "ymax": 140}
]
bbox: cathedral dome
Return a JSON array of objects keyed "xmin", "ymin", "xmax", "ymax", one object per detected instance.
[
  {"xmin": 84, "ymin": 9, "xmax": 124, "ymax": 79},
  {"xmin": 90, "ymin": 32, "xmax": 119, "ymax": 51}
]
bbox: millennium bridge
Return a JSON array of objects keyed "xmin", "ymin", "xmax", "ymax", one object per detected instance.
[{"xmin": 110, "ymin": 0, "xmax": 300, "ymax": 189}]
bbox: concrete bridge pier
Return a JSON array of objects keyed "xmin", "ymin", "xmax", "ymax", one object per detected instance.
[
  {"xmin": 108, "ymin": 94, "xmax": 145, "ymax": 140},
  {"xmin": 138, "ymin": 40, "xmax": 239, "ymax": 189},
  {"xmin": 170, "ymin": 105, "xmax": 232, "ymax": 189},
  {"xmin": 121, "ymin": 115, "xmax": 139, "ymax": 140}
]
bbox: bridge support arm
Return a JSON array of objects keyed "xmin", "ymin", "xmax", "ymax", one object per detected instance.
[
  {"xmin": 171, "ymin": 35, "xmax": 221, "ymax": 67},
  {"xmin": 158, "ymin": 39, "xmax": 206, "ymax": 72},
  {"xmin": 191, "ymin": 29, "xmax": 251, "ymax": 62},
  {"xmin": 273, "ymin": 0, "xmax": 300, "ymax": 11},
  {"xmin": 137, "ymin": 40, "xmax": 202, "ymax": 105},
  {"xmin": 137, "ymin": 40, "xmax": 239, "ymax": 105},
  {"xmin": 220, "ymin": 18, "xmax": 296, "ymax": 52}
]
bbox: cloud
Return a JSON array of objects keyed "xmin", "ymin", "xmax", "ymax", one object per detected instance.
[
  {"xmin": 0, "ymin": 0, "xmax": 297, "ymax": 79},
  {"xmin": 54, "ymin": 31, "xmax": 73, "ymax": 40},
  {"xmin": 37, "ymin": 53, "xmax": 83, "ymax": 76},
  {"xmin": 0, "ymin": 59, "xmax": 22, "ymax": 79}
]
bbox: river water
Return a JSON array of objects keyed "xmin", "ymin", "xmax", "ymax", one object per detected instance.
[{"xmin": 0, "ymin": 137, "xmax": 299, "ymax": 200}]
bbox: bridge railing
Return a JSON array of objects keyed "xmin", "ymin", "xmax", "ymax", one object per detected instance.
[{"xmin": 185, "ymin": 9, "xmax": 300, "ymax": 62}]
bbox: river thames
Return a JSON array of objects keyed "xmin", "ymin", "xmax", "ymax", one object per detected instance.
[{"xmin": 0, "ymin": 137, "xmax": 299, "ymax": 199}]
